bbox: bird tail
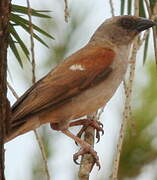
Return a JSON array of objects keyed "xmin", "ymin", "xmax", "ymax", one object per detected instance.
[{"xmin": 5, "ymin": 116, "xmax": 41, "ymax": 143}]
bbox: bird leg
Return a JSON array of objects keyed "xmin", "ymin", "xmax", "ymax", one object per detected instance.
[
  {"xmin": 69, "ymin": 118, "xmax": 104, "ymax": 143},
  {"xmin": 62, "ymin": 129, "xmax": 101, "ymax": 169},
  {"xmin": 50, "ymin": 123, "xmax": 101, "ymax": 168}
]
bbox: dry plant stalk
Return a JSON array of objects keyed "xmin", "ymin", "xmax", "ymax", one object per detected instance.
[
  {"xmin": 26, "ymin": 0, "xmax": 36, "ymax": 83},
  {"xmin": 110, "ymin": 0, "xmax": 157, "ymax": 179},
  {"xmin": 111, "ymin": 29, "xmax": 150, "ymax": 180},
  {"xmin": 109, "ymin": 0, "xmax": 115, "ymax": 17},
  {"xmin": 111, "ymin": 1, "xmax": 140, "ymax": 179},
  {"xmin": 111, "ymin": 39, "xmax": 139, "ymax": 180},
  {"xmin": 78, "ymin": 115, "xmax": 95, "ymax": 179},
  {"xmin": 26, "ymin": 0, "xmax": 50, "ymax": 179},
  {"xmin": 78, "ymin": 113, "xmax": 97, "ymax": 180},
  {"xmin": 78, "ymin": 111, "xmax": 105, "ymax": 179},
  {"xmin": 144, "ymin": 0, "xmax": 157, "ymax": 66},
  {"xmin": 64, "ymin": 0, "xmax": 69, "ymax": 23},
  {"xmin": 7, "ymin": 82, "xmax": 18, "ymax": 100}
]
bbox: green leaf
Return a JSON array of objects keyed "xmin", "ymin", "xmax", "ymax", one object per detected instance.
[
  {"xmin": 149, "ymin": 0, "xmax": 156, "ymax": 10},
  {"xmin": 12, "ymin": 4, "xmax": 51, "ymax": 18},
  {"xmin": 139, "ymin": 0, "xmax": 146, "ymax": 17},
  {"xmin": 10, "ymin": 13, "xmax": 54, "ymax": 40},
  {"xmin": 9, "ymin": 24, "xmax": 30, "ymax": 60},
  {"xmin": 9, "ymin": 36, "xmax": 23, "ymax": 68},
  {"xmin": 9, "ymin": 4, "xmax": 55, "ymax": 67},
  {"xmin": 143, "ymin": 33, "xmax": 149, "ymax": 65},
  {"xmin": 16, "ymin": 22, "xmax": 49, "ymax": 47},
  {"xmin": 121, "ymin": 0, "xmax": 125, "ymax": 15},
  {"xmin": 127, "ymin": 0, "xmax": 132, "ymax": 15}
]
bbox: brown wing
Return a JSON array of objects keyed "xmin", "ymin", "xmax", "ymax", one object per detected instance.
[{"xmin": 12, "ymin": 44, "xmax": 115, "ymax": 121}]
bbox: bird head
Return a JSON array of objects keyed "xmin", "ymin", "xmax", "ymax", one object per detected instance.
[{"xmin": 91, "ymin": 15, "xmax": 156, "ymax": 46}]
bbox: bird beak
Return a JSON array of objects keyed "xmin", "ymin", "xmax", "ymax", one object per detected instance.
[{"xmin": 136, "ymin": 18, "xmax": 157, "ymax": 32}]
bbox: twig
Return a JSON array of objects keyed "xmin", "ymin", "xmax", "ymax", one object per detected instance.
[
  {"xmin": 7, "ymin": 83, "xmax": 19, "ymax": 99},
  {"xmin": 111, "ymin": 1, "xmax": 141, "ymax": 179},
  {"xmin": 111, "ymin": 39, "xmax": 139, "ymax": 180},
  {"xmin": 33, "ymin": 130, "xmax": 50, "ymax": 179},
  {"xmin": 78, "ymin": 111, "xmax": 104, "ymax": 179},
  {"xmin": 7, "ymin": 82, "xmax": 19, "ymax": 99},
  {"xmin": 152, "ymin": 27, "xmax": 157, "ymax": 66},
  {"xmin": 111, "ymin": 26, "xmax": 150, "ymax": 180},
  {"xmin": 109, "ymin": 0, "xmax": 115, "ymax": 17},
  {"xmin": 26, "ymin": 0, "xmax": 36, "ymax": 83},
  {"xmin": 134, "ymin": 0, "xmax": 139, "ymax": 16},
  {"xmin": 64, "ymin": 0, "xmax": 69, "ymax": 23},
  {"xmin": 111, "ymin": 1, "xmax": 156, "ymax": 178},
  {"xmin": 26, "ymin": 0, "xmax": 50, "ymax": 179},
  {"xmin": 78, "ymin": 113, "xmax": 97, "ymax": 180},
  {"xmin": 144, "ymin": 0, "xmax": 157, "ymax": 60},
  {"xmin": 144, "ymin": 0, "xmax": 157, "ymax": 67},
  {"xmin": 144, "ymin": 0, "xmax": 151, "ymax": 16},
  {"xmin": 78, "ymin": 119, "xmax": 95, "ymax": 180}
]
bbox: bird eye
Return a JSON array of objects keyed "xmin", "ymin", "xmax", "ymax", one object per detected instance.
[{"xmin": 120, "ymin": 18, "xmax": 135, "ymax": 29}]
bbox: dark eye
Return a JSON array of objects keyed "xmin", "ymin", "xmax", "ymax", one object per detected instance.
[{"xmin": 120, "ymin": 18, "xmax": 135, "ymax": 29}]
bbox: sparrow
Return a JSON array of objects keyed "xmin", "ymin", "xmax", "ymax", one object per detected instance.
[{"xmin": 6, "ymin": 15, "xmax": 156, "ymax": 167}]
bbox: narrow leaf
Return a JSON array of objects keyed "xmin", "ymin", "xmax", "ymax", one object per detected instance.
[
  {"xmin": 9, "ymin": 36, "xmax": 23, "ymax": 67},
  {"xmin": 10, "ymin": 13, "xmax": 54, "ymax": 39},
  {"xmin": 139, "ymin": 0, "xmax": 146, "ymax": 17},
  {"xmin": 17, "ymin": 22, "xmax": 49, "ymax": 47},
  {"xmin": 9, "ymin": 24, "xmax": 30, "ymax": 59},
  {"xmin": 149, "ymin": 0, "xmax": 156, "ymax": 10},
  {"xmin": 12, "ymin": 4, "xmax": 51, "ymax": 18},
  {"xmin": 143, "ymin": 33, "xmax": 149, "ymax": 65},
  {"xmin": 121, "ymin": 0, "xmax": 125, "ymax": 15},
  {"xmin": 127, "ymin": 0, "xmax": 132, "ymax": 15}
]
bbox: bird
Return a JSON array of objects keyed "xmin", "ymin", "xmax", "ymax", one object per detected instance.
[{"xmin": 6, "ymin": 15, "xmax": 156, "ymax": 167}]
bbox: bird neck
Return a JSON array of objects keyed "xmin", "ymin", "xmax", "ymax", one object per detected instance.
[
  {"xmin": 89, "ymin": 23, "xmax": 134, "ymax": 47},
  {"xmin": 89, "ymin": 36, "xmax": 116, "ymax": 49}
]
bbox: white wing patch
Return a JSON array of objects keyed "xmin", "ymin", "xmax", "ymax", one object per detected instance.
[{"xmin": 69, "ymin": 64, "xmax": 86, "ymax": 71}]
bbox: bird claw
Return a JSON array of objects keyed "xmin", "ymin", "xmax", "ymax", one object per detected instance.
[
  {"xmin": 75, "ymin": 126, "xmax": 87, "ymax": 146},
  {"xmin": 76, "ymin": 119, "xmax": 104, "ymax": 143},
  {"xmin": 73, "ymin": 145, "xmax": 101, "ymax": 169},
  {"xmin": 94, "ymin": 121, "xmax": 104, "ymax": 143}
]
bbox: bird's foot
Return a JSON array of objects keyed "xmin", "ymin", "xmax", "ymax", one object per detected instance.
[
  {"xmin": 62, "ymin": 129, "xmax": 101, "ymax": 169},
  {"xmin": 73, "ymin": 143, "xmax": 101, "ymax": 169},
  {"xmin": 70, "ymin": 118, "xmax": 104, "ymax": 143}
]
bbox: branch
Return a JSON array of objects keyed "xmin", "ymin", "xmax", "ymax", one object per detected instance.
[
  {"xmin": 111, "ymin": 39, "xmax": 139, "ymax": 180},
  {"xmin": 64, "ymin": 0, "xmax": 69, "ymax": 23},
  {"xmin": 78, "ymin": 113, "xmax": 96, "ymax": 180},
  {"xmin": 26, "ymin": 1, "xmax": 50, "ymax": 179},
  {"xmin": 144, "ymin": 0, "xmax": 157, "ymax": 67},
  {"xmin": 0, "ymin": 0, "xmax": 11, "ymax": 179},
  {"xmin": 109, "ymin": 0, "xmax": 115, "ymax": 17},
  {"xmin": 111, "ymin": 1, "xmax": 147, "ymax": 179},
  {"xmin": 111, "ymin": 0, "xmax": 157, "ymax": 178},
  {"xmin": 26, "ymin": 0, "xmax": 36, "ymax": 83}
]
